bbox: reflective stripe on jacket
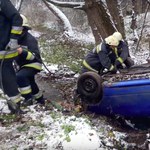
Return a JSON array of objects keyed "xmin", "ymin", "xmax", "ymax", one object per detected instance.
[
  {"xmin": 22, "ymin": 62, "xmax": 42, "ymax": 70},
  {"xmin": 83, "ymin": 60, "xmax": 98, "ymax": 73},
  {"xmin": 16, "ymin": 30, "xmax": 42, "ymax": 70},
  {"xmin": 0, "ymin": 0, "xmax": 22, "ymax": 48},
  {"xmin": 0, "ymin": 50, "xmax": 18, "ymax": 59},
  {"xmin": 83, "ymin": 40, "xmax": 129, "ymax": 72}
]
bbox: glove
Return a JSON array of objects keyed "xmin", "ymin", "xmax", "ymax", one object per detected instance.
[
  {"xmin": 6, "ymin": 39, "xmax": 20, "ymax": 50},
  {"xmin": 115, "ymin": 58, "xmax": 126, "ymax": 69},
  {"xmin": 117, "ymin": 63, "xmax": 126, "ymax": 69},
  {"xmin": 116, "ymin": 70, "xmax": 120, "ymax": 74},
  {"xmin": 110, "ymin": 66, "xmax": 117, "ymax": 74},
  {"xmin": 122, "ymin": 63, "xmax": 126, "ymax": 69}
]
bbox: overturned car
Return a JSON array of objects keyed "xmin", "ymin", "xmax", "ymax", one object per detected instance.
[{"xmin": 75, "ymin": 63, "xmax": 150, "ymax": 118}]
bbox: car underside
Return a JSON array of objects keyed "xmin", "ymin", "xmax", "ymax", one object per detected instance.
[{"xmin": 75, "ymin": 63, "xmax": 150, "ymax": 118}]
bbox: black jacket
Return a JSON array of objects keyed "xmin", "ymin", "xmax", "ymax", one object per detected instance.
[
  {"xmin": 84, "ymin": 40, "xmax": 129, "ymax": 72},
  {"xmin": 16, "ymin": 29, "xmax": 42, "ymax": 70},
  {"xmin": 0, "ymin": 0, "xmax": 22, "ymax": 49}
]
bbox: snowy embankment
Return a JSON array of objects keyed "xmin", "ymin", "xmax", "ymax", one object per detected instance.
[
  {"xmin": 1, "ymin": 14, "xmax": 150, "ymax": 150},
  {"xmin": 0, "ymin": 104, "xmax": 130, "ymax": 150}
]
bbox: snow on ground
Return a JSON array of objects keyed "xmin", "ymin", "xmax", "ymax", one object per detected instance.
[{"xmin": 0, "ymin": 104, "xmax": 129, "ymax": 150}]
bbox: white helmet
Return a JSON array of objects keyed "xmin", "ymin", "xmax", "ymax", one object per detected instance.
[
  {"xmin": 105, "ymin": 35, "xmax": 119, "ymax": 46},
  {"xmin": 20, "ymin": 14, "xmax": 31, "ymax": 29},
  {"xmin": 113, "ymin": 32, "xmax": 122, "ymax": 41}
]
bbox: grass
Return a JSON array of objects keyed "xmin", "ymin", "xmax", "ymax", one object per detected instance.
[
  {"xmin": 39, "ymin": 36, "xmax": 94, "ymax": 74},
  {"xmin": 61, "ymin": 124, "xmax": 75, "ymax": 135},
  {"xmin": 17, "ymin": 126, "xmax": 27, "ymax": 132},
  {"xmin": 0, "ymin": 114, "xmax": 17, "ymax": 120}
]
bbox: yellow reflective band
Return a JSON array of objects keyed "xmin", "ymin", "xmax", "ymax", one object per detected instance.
[
  {"xmin": 83, "ymin": 60, "xmax": 98, "ymax": 73},
  {"xmin": 117, "ymin": 57, "xmax": 123, "ymax": 63},
  {"xmin": 96, "ymin": 45, "xmax": 100, "ymax": 53},
  {"xmin": 33, "ymin": 91, "xmax": 42, "ymax": 98},
  {"xmin": 35, "ymin": 92, "xmax": 42, "ymax": 99},
  {"xmin": 114, "ymin": 48, "xmax": 118, "ymax": 58},
  {"xmin": 11, "ymin": 30, "xmax": 22, "ymax": 35},
  {"xmin": 109, "ymin": 65, "xmax": 114, "ymax": 71},
  {"xmin": 0, "ymin": 51, "xmax": 18, "ymax": 59},
  {"xmin": 22, "ymin": 64, "xmax": 42, "ymax": 70},
  {"xmin": 26, "ymin": 52, "xmax": 32, "ymax": 60},
  {"xmin": 13, "ymin": 97, "xmax": 21, "ymax": 104},
  {"xmin": 0, "ymin": 8, "xmax": 1, "ymax": 11},
  {"xmin": 96, "ymin": 43, "xmax": 102, "ymax": 53},
  {"xmin": 20, "ymin": 89, "xmax": 32, "ymax": 95}
]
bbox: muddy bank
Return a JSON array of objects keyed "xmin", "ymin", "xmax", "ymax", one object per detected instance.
[{"xmin": 35, "ymin": 74, "xmax": 64, "ymax": 102}]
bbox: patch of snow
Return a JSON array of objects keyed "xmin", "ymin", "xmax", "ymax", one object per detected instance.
[{"xmin": 29, "ymin": 30, "xmax": 42, "ymax": 38}]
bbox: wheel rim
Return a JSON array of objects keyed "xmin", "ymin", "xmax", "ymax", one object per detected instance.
[{"xmin": 83, "ymin": 78, "xmax": 97, "ymax": 93}]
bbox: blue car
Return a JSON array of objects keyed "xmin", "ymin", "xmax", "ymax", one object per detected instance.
[{"xmin": 76, "ymin": 63, "xmax": 150, "ymax": 117}]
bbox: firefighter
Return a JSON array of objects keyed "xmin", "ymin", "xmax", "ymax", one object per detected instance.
[
  {"xmin": 81, "ymin": 34, "xmax": 130, "ymax": 75},
  {"xmin": 16, "ymin": 14, "xmax": 44, "ymax": 106},
  {"xmin": 0, "ymin": 0, "xmax": 23, "ymax": 113},
  {"xmin": 112, "ymin": 32, "xmax": 134, "ymax": 68}
]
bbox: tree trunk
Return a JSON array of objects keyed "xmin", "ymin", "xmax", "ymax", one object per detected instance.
[
  {"xmin": 106, "ymin": 0, "xmax": 126, "ymax": 39},
  {"xmin": 130, "ymin": 0, "xmax": 138, "ymax": 31},
  {"xmin": 132, "ymin": 0, "xmax": 139, "ymax": 15},
  {"xmin": 84, "ymin": 0, "xmax": 116, "ymax": 44},
  {"xmin": 142, "ymin": 0, "xmax": 148, "ymax": 13}
]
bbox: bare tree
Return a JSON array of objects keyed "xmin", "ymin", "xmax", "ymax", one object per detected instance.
[
  {"xmin": 84, "ymin": 0, "xmax": 117, "ymax": 44},
  {"xmin": 15, "ymin": 0, "xmax": 23, "ymax": 11},
  {"xmin": 130, "ymin": 0, "xmax": 138, "ymax": 40},
  {"xmin": 15, "ymin": 0, "xmax": 128, "ymax": 44},
  {"xmin": 42, "ymin": 0, "xmax": 74, "ymax": 37},
  {"xmin": 136, "ymin": 0, "xmax": 150, "ymax": 52},
  {"xmin": 44, "ymin": 0, "xmax": 120, "ymax": 44},
  {"xmin": 106, "ymin": 0, "xmax": 126, "ymax": 39},
  {"xmin": 10, "ymin": 0, "xmax": 23, "ymax": 11}
]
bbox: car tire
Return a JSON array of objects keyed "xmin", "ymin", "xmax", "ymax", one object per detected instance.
[{"xmin": 77, "ymin": 72, "xmax": 103, "ymax": 99}]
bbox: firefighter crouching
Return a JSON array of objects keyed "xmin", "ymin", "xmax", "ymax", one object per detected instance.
[
  {"xmin": 0, "ymin": 0, "xmax": 23, "ymax": 113},
  {"xmin": 16, "ymin": 14, "xmax": 44, "ymax": 106},
  {"xmin": 81, "ymin": 32, "xmax": 134, "ymax": 75}
]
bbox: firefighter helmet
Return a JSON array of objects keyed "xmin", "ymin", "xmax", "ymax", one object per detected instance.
[
  {"xmin": 20, "ymin": 14, "xmax": 31, "ymax": 29},
  {"xmin": 113, "ymin": 32, "xmax": 122, "ymax": 41},
  {"xmin": 105, "ymin": 35, "xmax": 119, "ymax": 46}
]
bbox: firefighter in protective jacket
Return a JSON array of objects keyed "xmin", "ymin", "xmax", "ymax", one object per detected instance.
[
  {"xmin": 81, "ymin": 33, "xmax": 134, "ymax": 75},
  {"xmin": 16, "ymin": 14, "xmax": 44, "ymax": 105},
  {"xmin": 0, "ymin": 0, "xmax": 23, "ymax": 112}
]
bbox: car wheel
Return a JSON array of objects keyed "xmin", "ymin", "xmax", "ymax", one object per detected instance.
[{"xmin": 77, "ymin": 72, "xmax": 102, "ymax": 99}]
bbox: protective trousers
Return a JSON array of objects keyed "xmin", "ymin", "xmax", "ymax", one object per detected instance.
[
  {"xmin": 16, "ymin": 67, "xmax": 43, "ymax": 102},
  {"xmin": 1, "ymin": 60, "xmax": 21, "ymax": 103}
]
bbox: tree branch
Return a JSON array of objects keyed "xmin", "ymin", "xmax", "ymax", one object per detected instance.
[
  {"xmin": 42, "ymin": 0, "xmax": 74, "ymax": 38},
  {"xmin": 45, "ymin": 0, "xmax": 85, "ymax": 10},
  {"xmin": 15, "ymin": 0, "xmax": 24, "ymax": 12}
]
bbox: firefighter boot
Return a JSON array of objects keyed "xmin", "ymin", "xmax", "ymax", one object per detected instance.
[
  {"xmin": 36, "ymin": 98, "xmax": 45, "ymax": 104},
  {"xmin": 23, "ymin": 98, "xmax": 34, "ymax": 107},
  {"xmin": 7, "ymin": 100, "xmax": 25, "ymax": 114},
  {"xmin": 36, "ymin": 94, "xmax": 45, "ymax": 104}
]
